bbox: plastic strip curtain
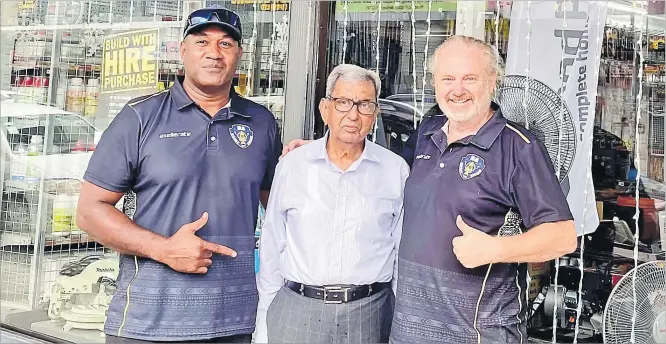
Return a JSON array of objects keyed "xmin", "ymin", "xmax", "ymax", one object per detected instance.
[
  {"xmin": 521, "ymin": 1, "xmax": 531, "ymax": 131},
  {"xmin": 343, "ymin": 0, "xmax": 349, "ymax": 62},
  {"xmin": 372, "ymin": 0, "xmax": 382, "ymax": 143},
  {"xmin": 495, "ymin": 0, "xmax": 500, "ymax": 48},
  {"xmin": 552, "ymin": 1, "xmax": 568, "ymax": 341},
  {"xmin": 572, "ymin": 3, "xmax": 604, "ymax": 342},
  {"xmin": 411, "ymin": 0, "xmax": 418, "ymax": 128},
  {"xmin": 461, "ymin": 1, "xmax": 467, "ymax": 34},
  {"xmin": 177, "ymin": 1, "xmax": 182, "ymax": 21},
  {"xmin": 521, "ymin": 2, "xmax": 533, "ymax": 332},
  {"xmin": 632, "ymin": 1, "xmax": 645, "ymax": 342},
  {"xmin": 421, "ymin": 0, "xmax": 433, "ymax": 116},
  {"xmin": 153, "ymin": 0, "xmax": 159, "ymax": 21},
  {"xmin": 267, "ymin": 0, "xmax": 278, "ymax": 110},
  {"xmin": 244, "ymin": 0, "xmax": 259, "ymax": 97}
]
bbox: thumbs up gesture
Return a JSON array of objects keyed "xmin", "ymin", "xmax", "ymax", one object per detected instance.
[
  {"xmin": 452, "ymin": 215, "xmax": 498, "ymax": 269},
  {"xmin": 159, "ymin": 212, "xmax": 237, "ymax": 274}
]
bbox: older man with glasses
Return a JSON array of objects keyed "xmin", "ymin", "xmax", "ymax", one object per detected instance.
[{"xmin": 254, "ymin": 64, "xmax": 409, "ymax": 343}]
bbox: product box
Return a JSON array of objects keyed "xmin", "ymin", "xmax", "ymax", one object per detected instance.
[{"xmin": 528, "ymin": 262, "xmax": 550, "ymax": 301}]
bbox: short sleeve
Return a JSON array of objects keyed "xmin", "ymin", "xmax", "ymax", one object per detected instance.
[
  {"xmin": 83, "ymin": 105, "xmax": 141, "ymax": 193},
  {"xmin": 510, "ymin": 139, "xmax": 574, "ymax": 229},
  {"xmin": 260, "ymin": 121, "xmax": 283, "ymax": 191}
]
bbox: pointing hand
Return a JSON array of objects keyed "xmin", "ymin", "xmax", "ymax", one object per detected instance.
[{"xmin": 160, "ymin": 212, "xmax": 237, "ymax": 274}]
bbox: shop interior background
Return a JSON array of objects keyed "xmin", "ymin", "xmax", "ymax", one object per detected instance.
[{"xmin": 1, "ymin": 1, "xmax": 666, "ymax": 343}]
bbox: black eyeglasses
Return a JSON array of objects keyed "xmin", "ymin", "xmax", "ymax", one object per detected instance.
[{"xmin": 326, "ymin": 96, "xmax": 378, "ymax": 116}]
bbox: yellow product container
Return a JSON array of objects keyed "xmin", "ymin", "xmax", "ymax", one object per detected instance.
[{"xmin": 51, "ymin": 195, "xmax": 79, "ymax": 233}]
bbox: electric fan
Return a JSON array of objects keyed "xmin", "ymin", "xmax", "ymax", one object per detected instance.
[
  {"xmin": 497, "ymin": 75, "xmax": 577, "ymax": 183},
  {"xmin": 603, "ymin": 261, "xmax": 666, "ymax": 344}
]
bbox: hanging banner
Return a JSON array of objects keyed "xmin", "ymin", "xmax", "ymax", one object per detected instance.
[
  {"xmin": 503, "ymin": 1, "xmax": 608, "ymax": 235},
  {"xmin": 101, "ymin": 28, "xmax": 159, "ymax": 94}
]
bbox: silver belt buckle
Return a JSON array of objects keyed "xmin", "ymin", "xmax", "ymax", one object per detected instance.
[{"xmin": 323, "ymin": 286, "xmax": 350, "ymax": 304}]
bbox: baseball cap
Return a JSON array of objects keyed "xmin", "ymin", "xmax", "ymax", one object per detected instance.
[{"xmin": 183, "ymin": 7, "xmax": 242, "ymax": 42}]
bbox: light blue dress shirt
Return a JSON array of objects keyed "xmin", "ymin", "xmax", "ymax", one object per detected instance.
[{"xmin": 254, "ymin": 134, "xmax": 409, "ymax": 343}]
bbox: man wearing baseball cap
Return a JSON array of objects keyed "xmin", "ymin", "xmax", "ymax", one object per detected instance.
[{"xmin": 77, "ymin": 7, "xmax": 281, "ymax": 344}]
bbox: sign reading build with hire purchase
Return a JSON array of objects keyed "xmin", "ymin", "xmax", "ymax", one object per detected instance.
[{"xmin": 101, "ymin": 29, "xmax": 160, "ymax": 94}]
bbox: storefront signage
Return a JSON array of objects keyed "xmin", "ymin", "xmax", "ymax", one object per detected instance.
[
  {"xmin": 101, "ymin": 29, "xmax": 160, "ymax": 94},
  {"xmin": 335, "ymin": 1, "xmax": 456, "ymax": 13},
  {"xmin": 505, "ymin": 1, "xmax": 608, "ymax": 235},
  {"xmin": 230, "ymin": 0, "xmax": 289, "ymax": 11}
]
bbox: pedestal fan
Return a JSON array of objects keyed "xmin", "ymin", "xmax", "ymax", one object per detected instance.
[
  {"xmin": 603, "ymin": 261, "xmax": 666, "ymax": 344},
  {"xmin": 497, "ymin": 75, "xmax": 577, "ymax": 185}
]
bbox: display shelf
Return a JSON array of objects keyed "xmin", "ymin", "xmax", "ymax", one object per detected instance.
[
  {"xmin": 0, "ymin": 305, "xmax": 32, "ymax": 323},
  {"xmin": 0, "ymin": 232, "xmax": 33, "ymax": 247},
  {"xmin": 1, "ymin": 231, "xmax": 93, "ymax": 249},
  {"xmin": 31, "ymin": 319, "xmax": 105, "ymax": 344},
  {"xmin": 2, "ymin": 309, "xmax": 50, "ymax": 330}
]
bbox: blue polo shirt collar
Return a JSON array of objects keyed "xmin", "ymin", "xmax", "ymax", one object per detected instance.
[
  {"xmin": 424, "ymin": 101, "xmax": 505, "ymax": 150},
  {"xmin": 170, "ymin": 76, "xmax": 251, "ymax": 119}
]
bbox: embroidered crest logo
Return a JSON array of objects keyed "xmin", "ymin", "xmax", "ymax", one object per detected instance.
[
  {"xmin": 229, "ymin": 124, "xmax": 254, "ymax": 149},
  {"xmin": 459, "ymin": 154, "xmax": 485, "ymax": 180}
]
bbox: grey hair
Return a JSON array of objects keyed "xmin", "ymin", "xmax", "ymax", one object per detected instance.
[
  {"xmin": 428, "ymin": 35, "xmax": 505, "ymax": 99},
  {"xmin": 326, "ymin": 64, "xmax": 382, "ymax": 100}
]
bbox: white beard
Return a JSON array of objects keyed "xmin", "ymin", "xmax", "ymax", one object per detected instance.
[{"xmin": 441, "ymin": 95, "xmax": 491, "ymax": 123}]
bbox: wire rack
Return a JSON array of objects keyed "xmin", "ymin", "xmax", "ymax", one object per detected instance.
[{"xmin": 1, "ymin": 0, "xmax": 286, "ymax": 313}]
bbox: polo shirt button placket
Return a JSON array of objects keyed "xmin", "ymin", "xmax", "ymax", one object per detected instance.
[{"xmin": 207, "ymin": 122, "xmax": 219, "ymax": 149}]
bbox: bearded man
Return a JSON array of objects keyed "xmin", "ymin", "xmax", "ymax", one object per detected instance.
[{"xmin": 388, "ymin": 35, "xmax": 577, "ymax": 344}]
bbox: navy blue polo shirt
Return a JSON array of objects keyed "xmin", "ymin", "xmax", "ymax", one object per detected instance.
[
  {"xmin": 390, "ymin": 103, "xmax": 573, "ymax": 344},
  {"xmin": 83, "ymin": 76, "xmax": 281, "ymax": 341}
]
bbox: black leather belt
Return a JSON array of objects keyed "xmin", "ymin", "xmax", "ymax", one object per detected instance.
[{"xmin": 285, "ymin": 280, "xmax": 391, "ymax": 304}]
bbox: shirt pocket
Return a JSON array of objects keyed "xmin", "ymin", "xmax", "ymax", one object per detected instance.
[{"xmin": 355, "ymin": 192, "xmax": 397, "ymax": 238}]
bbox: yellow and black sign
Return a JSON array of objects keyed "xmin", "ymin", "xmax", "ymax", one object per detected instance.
[
  {"xmin": 101, "ymin": 29, "xmax": 159, "ymax": 94},
  {"xmin": 231, "ymin": 0, "xmax": 289, "ymax": 11}
]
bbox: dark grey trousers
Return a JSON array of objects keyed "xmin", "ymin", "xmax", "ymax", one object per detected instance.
[{"xmin": 266, "ymin": 285, "xmax": 394, "ymax": 343}]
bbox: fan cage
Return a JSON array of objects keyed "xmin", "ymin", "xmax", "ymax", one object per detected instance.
[
  {"xmin": 498, "ymin": 75, "xmax": 577, "ymax": 183},
  {"xmin": 603, "ymin": 261, "xmax": 666, "ymax": 344}
]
